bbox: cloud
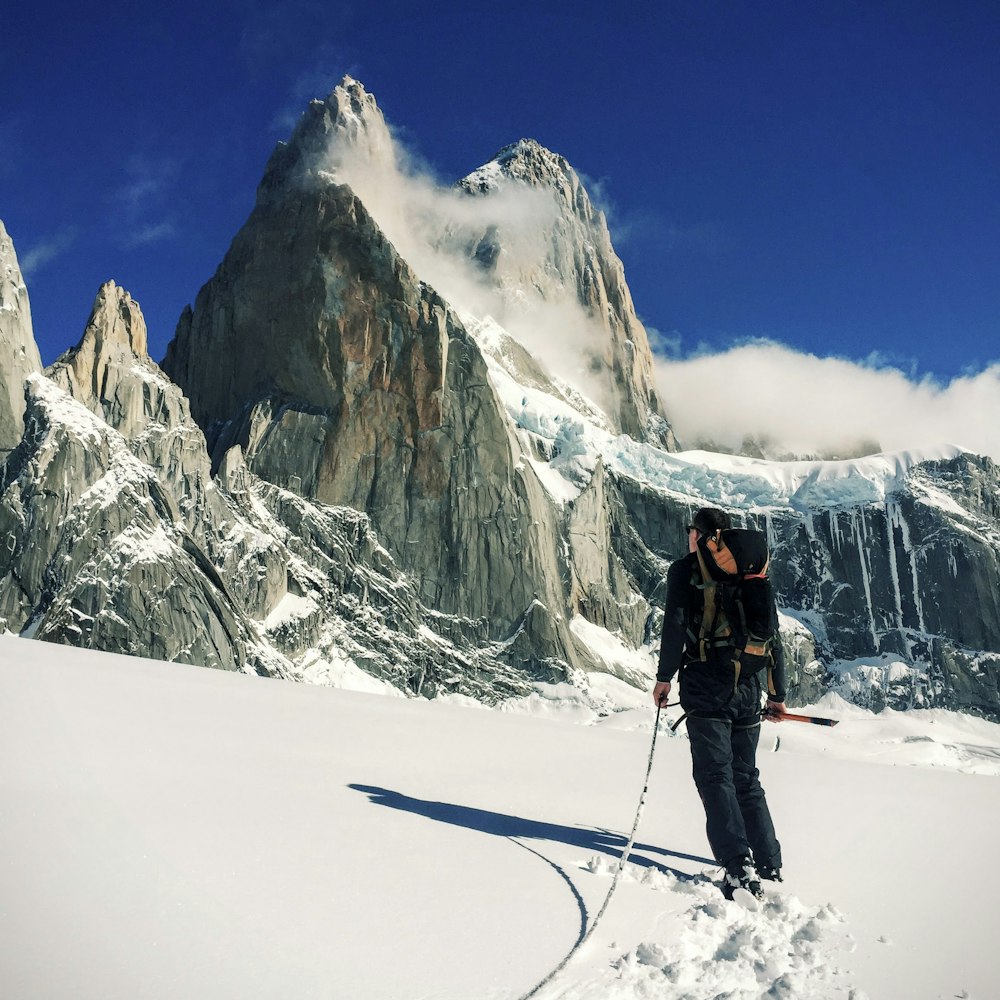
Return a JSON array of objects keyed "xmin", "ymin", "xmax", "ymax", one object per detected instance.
[
  {"xmin": 111, "ymin": 154, "xmax": 179, "ymax": 249},
  {"xmin": 123, "ymin": 221, "xmax": 178, "ymax": 249},
  {"xmin": 312, "ymin": 111, "xmax": 618, "ymax": 409},
  {"xmin": 270, "ymin": 50, "xmax": 357, "ymax": 133},
  {"xmin": 644, "ymin": 324, "xmax": 683, "ymax": 357},
  {"xmin": 653, "ymin": 340, "xmax": 1000, "ymax": 462},
  {"xmin": 20, "ymin": 228, "xmax": 79, "ymax": 279},
  {"xmin": 115, "ymin": 154, "xmax": 179, "ymax": 209}
]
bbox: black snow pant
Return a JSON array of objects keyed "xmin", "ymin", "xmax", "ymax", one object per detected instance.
[{"xmin": 686, "ymin": 698, "xmax": 782, "ymax": 873}]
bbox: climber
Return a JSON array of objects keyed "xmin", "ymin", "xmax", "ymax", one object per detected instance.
[{"xmin": 651, "ymin": 507, "xmax": 787, "ymax": 900}]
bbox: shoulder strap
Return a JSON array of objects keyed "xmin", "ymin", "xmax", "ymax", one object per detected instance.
[{"xmin": 693, "ymin": 546, "xmax": 734, "ymax": 660}]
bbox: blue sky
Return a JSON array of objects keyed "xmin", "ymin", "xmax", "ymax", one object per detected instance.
[{"xmin": 3, "ymin": 1, "xmax": 998, "ymax": 381}]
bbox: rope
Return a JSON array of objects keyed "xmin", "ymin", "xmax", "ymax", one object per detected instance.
[{"xmin": 515, "ymin": 701, "xmax": 665, "ymax": 1000}]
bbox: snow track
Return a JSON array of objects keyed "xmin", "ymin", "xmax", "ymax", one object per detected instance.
[{"xmin": 553, "ymin": 863, "xmax": 857, "ymax": 999}]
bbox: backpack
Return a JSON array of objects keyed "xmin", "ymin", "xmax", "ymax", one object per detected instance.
[{"xmin": 689, "ymin": 527, "xmax": 775, "ymax": 688}]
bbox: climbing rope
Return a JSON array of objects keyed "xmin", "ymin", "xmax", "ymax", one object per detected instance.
[{"xmin": 516, "ymin": 700, "xmax": 668, "ymax": 1000}]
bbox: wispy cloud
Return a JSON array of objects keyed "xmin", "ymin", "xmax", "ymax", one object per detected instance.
[
  {"xmin": 110, "ymin": 154, "xmax": 180, "ymax": 249},
  {"xmin": 653, "ymin": 339, "xmax": 1000, "ymax": 462},
  {"xmin": 123, "ymin": 221, "xmax": 178, "ymax": 250},
  {"xmin": 643, "ymin": 324, "xmax": 683, "ymax": 357},
  {"xmin": 577, "ymin": 170, "xmax": 668, "ymax": 248},
  {"xmin": 270, "ymin": 49, "xmax": 358, "ymax": 134},
  {"xmin": 20, "ymin": 228, "xmax": 80, "ymax": 279}
]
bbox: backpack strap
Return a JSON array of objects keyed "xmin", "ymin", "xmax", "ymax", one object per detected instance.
[{"xmin": 693, "ymin": 546, "xmax": 733, "ymax": 661}]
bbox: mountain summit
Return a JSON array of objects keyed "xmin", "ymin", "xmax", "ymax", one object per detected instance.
[
  {"xmin": 257, "ymin": 76, "xmax": 395, "ymax": 205},
  {"xmin": 458, "ymin": 139, "xmax": 676, "ymax": 449}
]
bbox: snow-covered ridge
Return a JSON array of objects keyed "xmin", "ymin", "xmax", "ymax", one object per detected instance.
[
  {"xmin": 480, "ymin": 349, "xmax": 968, "ymax": 510},
  {"xmin": 659, "ymin": 444, "xmax": 970, "ymax": 511}
]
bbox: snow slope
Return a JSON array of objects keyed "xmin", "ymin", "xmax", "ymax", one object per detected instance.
[{"xmin": 2, "ymin": 636, "xmax": 998, "ymax": 999}]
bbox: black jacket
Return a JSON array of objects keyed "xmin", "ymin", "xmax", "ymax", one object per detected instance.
[{"xmin": 656, "ymin": 552, "xmax": 787, "ymax": 711}]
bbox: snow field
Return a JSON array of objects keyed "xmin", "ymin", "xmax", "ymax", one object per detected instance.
[{"xmin": 2, "ymin": 637, "xmax": 999, "ymax": 1000}]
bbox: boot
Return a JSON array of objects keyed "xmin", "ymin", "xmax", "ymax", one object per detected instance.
[
  {"xmin": 721, "ymin": 857, "xmax": 764, "ymax": 900},
  {"xmin": 756, "ymin": 863, "xmax": 783, "ymax": 882}
]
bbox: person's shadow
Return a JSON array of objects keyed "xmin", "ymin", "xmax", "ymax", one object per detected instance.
[
  {"xmin": 350, "ymin": 782, "xmax": 710, "ymax": 870},
  {"xmin": 349, "ymin": 783, "xmax": 713, "ymax": 948}
]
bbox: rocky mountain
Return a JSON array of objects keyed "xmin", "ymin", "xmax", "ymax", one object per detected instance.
[
  {"xmin": 161, "ymin": 78, "xmax": 644, "ymax": 681},
  {"xmin": 0, "ymin": 280, "xmax": 274, "ymax": 671},
  {"xmin": 2, "ymin": 80, "xmax": 998, "ymax": 719},
  {"xmin": 0, "ymin": 221, "xmax": 43, "ymax": 456},
  {"xmin": 0, "ymin": 277, "xmax": 539, "ymax": 698}
]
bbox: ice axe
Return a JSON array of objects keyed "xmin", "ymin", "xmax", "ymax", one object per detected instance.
[{"xmin": 764, "ymin": 705, "xmax": 839, "ymax": 726}]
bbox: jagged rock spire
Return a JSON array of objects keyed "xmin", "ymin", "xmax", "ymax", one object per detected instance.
[
  {"xmin": 53, "ymin": 280, "xmax": 147, "ymax": 387},
  {"xmin": 257, "ymin": 76, "xmax": 395, "ymax": 204},
  {"xmin": 46, "ymin": 281, "xmax": 158, "ymax": 436},
  {"xmin": 0, "ymin": 220, "xmax": 43, "ymax": 455}
]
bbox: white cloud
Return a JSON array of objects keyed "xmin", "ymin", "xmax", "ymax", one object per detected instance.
[
  {"xmin": 123, "ymin": 221, "xmax": 178, "ymax": 249},
  {"xmin": 654, "ymin": 340, "xmax": 1000, "ymax": 462},
  {"xmin": 20, "ymin": 228, "xmax": 79, "ymax": 279},
  {"xmin": 111, "ymin": 155, "xmax": 179, "ymax": 250},
  {"xmin": 270, "ymin": 50, "xmax": 355, "ymax": 133},
  {"xmin": 115, "ymin": 155, "xmax": 179, "ymax": 212}
]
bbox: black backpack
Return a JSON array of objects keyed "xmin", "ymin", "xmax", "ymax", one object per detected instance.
[{"xmin": 689, "ymin": 528, "xmax": 775, "ymax": 684}]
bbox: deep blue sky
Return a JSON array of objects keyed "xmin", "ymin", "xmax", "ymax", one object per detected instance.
[{"xmin": 3, "ymin": 1, "xmax": 998, "ymax": 379}]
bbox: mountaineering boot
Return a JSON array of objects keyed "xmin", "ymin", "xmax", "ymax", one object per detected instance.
[
  {"xmin": 721, "ymin": 857, "xmax": 764, "ymax": 901},
  {"xmin": 757, "ymin": 863, "xmax": 783, "ymax": 883}
]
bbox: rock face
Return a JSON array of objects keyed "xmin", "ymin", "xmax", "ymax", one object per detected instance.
[
  {"xmin": 614, "ymin": 453, "xmax": 1000, "ymax": 716},
  {"xmin": 767, "ymin": 454, "xmax": 1000, "ymax": 715},
  {"xmin": 1, "ymin": 279, "xmax": 539, "ymax": 698},
  {"xmin": 0, "ymin": 221, "xmax": 43, "ymax": 456},
  {"xmin": 458, "ymin": 139, "xmax": 677, "ymax": 451},
  {"xmin": 0, "ymin": 283, "xmax": 272, "ymax": 671},
  {"xmin": 162, "ymin": 79, "xmax": 614, "ymax": 677},
  {"xmin": 46, "ymin": 282, "xmax": 214, "ymax": 520},
  {"xmin": 0, "ymin": 373, "xmax": 265, "ymax": 670}
]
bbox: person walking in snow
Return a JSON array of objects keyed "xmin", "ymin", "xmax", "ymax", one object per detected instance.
[{"xmin": 651, "ymin": 506, "xmax": 787, "ymax": 900}]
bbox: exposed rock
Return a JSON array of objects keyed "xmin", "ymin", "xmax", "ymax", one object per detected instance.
[
  {"xmin": 44, "ymin": 282, "xmax": 292, "ymax": 625},
  {"xmin": 0, "ymin": 375, "xmax": 270, "ymax": 672},
  {"xmin": 777, "ymin": 613, "xmax": 828, "ymax": 705},
  {"xmin": 611, "ymin": 453, "xmax": 1000, "ymax": 717},
  {"xmin": 162, "ymin": 89, "xmax": 615, "ymax": 679},
  {"xmin": 0, "ymin": 221, "xmax": 43, "ymax": 456},
  {"xmin": 567, "ymin": 458, "xmax": 649, "ymax": 649},
  {"xmin": 217, "ymin": 450, "xmax": 538, "ymax": 701},
  {"xmin": 47, "ymin": 282, "xmax": 212, "ymax": 513}
]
